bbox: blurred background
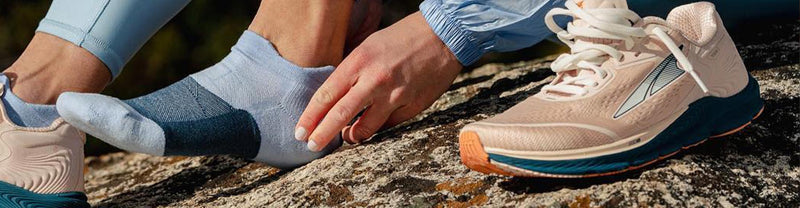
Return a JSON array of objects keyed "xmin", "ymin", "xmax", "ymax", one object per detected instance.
[{"xmin": 0, "ymin": 0, "xmax": 796, "ymax": 155}]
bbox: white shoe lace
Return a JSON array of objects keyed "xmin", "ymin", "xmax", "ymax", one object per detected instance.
[{"xmin": 541, "ymin": 0, "xmax": 709, "ymax": 97}]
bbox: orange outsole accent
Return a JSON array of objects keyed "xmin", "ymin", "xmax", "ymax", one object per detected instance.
[
  {"xmin": 459, "ymin": 131, "xmax": 512, "ymax": 176},
  {"xmin": 458, "ymin": 106, "xmax": 765, "ymax": 178}
]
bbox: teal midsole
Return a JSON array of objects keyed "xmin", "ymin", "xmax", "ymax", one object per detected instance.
[{"xmin": 0, "ymin": 181, "xmax": 89, "ymax": 208}]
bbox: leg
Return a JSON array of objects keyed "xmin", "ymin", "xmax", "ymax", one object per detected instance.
[
  {"xmin": 0, "ymin": 34, "xmax": 102, "ymax": 207},
  {"xmin": 2, "ymin": 0, "xmax": 189, "ymax": 126},
  {"xmin": 0, "ymin": 1, "xmax": 187, "ymax": 207},
  {"xmin": 4, "ymin": 33, "xmax": 108, "ymax": 104},
  {"xmin": 249, "ymin": 0, "xmax": 353, "ymax": 67},
  {"xmin": 57, "ymin": 0, "xmax": 362, "ymax": 168},
  {"xmin": 0, "ymin": 33, "xmax": 108, "ymax": 129}
]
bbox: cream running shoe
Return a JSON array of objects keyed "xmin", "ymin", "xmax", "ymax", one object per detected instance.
[
  {"xmin": 459, "ymin": 0, "xmax": 763, "ymax": 178},
  {"xmin": 0, "ymin": 85, "xmax": 89, "ymax": 207}
]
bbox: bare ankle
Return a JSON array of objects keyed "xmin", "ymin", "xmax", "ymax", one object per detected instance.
[
  {"xmin": 248, "ymin": 0, "xmax": 353, "ymax": 67},
  {"xmin": 3, "ymin": 33, "xmax": 110, "ymax": 104}
]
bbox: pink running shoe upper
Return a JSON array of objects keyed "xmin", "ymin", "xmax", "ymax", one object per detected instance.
[{"xmin": 0, "ymin": 85, "xmax": 85, "ymax": 194}]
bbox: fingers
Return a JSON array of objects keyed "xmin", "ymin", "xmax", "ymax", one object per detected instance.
[
  {"xmin": 306, "ymin": 84, "xmax": 373, "ymax": 152},
  {"xmin": 343, "ymin": 103, "xmax": 397, "ymax": 144},
  {"xmin": 295, "ymin": 70, "xmax": 354, "ymax": 142},
  {"xmin": 384, "ymin": 104, "xmax": 424, "ymax": 128},
  {"xmin": 342, "ymin": 103, "xmax": 425, "ymax": 145},
  {"xmin": 341, "ymin": 126, "xmax": 357, "ymax": 144}
]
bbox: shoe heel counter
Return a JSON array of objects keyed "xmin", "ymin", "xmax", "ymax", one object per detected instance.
[
  {"xmin": 694, "ymin": 8, "xmax": 750, "ymax": 98},
  {"xmin": 0, "ymin": 121, "xmax": 86, "ymax": 194},
  {"xmin": 63, "ymin": 123, "xmax": 86, "ymax": 193}
]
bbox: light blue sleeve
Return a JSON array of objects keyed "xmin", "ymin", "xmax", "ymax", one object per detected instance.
[
  {"xmin": 419, "ymin": 0, "xmax": 567, "ymax": 65},
  {"xmin": 37, "ymin": 0, "xmax": 190, "ymax": 79}
]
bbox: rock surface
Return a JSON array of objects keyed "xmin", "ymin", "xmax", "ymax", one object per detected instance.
[{"xmin": 84, "ymin": 22, "xmax": 800, "ymax": 207}]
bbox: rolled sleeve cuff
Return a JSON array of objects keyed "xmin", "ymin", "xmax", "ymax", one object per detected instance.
[{"xmin": 420, "ymin": 0, "xmax": 485, "ymax": 66}]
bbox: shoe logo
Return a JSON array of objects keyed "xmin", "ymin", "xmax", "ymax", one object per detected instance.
[{"xmin": 613, "ymin": 52, "xmax": 684, "ymax": 118}]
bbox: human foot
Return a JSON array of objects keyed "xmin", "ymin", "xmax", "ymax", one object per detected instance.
[
  {"xmin": 459, "ymin": 0, "xmax": 762, "ymax": 177},
  {"xmin": 0, "ymin": 77, "xmax": 89, "ymax": 208},
  {"xmin": 57, "ymin": 31, "xmax": 342, "ymax": 168}
]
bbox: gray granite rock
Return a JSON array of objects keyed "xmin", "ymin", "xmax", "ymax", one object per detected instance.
[{"xmin": 84, "ymin": 22, "xmax": 799, "ymax": 208}]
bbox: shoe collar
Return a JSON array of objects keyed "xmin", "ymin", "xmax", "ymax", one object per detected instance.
[{"xmin": 0, "ymin": 80, "xmax": 67, "ymax": 132}]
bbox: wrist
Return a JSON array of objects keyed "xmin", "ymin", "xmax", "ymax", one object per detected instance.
[
  {"xmin": 411, "ymin": 12, "xmax": 463, "ymax": 73},
  {"xmin": 399, "ymin": 12, "xmax": 462, "ymax": 72},
  {"xmin": 419, "ymin": 0, "xmax": 484, "ymax": 66}
]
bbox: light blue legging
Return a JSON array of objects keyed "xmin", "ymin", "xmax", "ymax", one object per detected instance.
[{"xmin": 37, "ymin": 0, "xmax": 190, "ymax": 79}]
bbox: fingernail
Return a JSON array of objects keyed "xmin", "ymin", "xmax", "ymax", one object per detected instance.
[
  {"xmin": 341, "ymin": 126, "xmax": 352, "ymax": 142},
  {"xmin": 295, "ymin": 127, "xmax": 307, "ymax": 141},
  {"xmin": 307, "ymin": 139, "xmax": 320, "ymax": 152}
]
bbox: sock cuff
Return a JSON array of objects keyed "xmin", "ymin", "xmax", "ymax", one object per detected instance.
[
  {"xmin": 0, "ymin": 76, "xmax": 50, "ymax": 109},
  {"xmin": 0, "ymin": 75, "xmax": 60, "ymax": 127}
]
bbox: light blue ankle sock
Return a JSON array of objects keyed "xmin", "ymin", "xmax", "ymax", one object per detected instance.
[
  {"xmin": 56, "ymin": 31, "xmax": 342, "ymax": 168},
  {"xmin": 0, "ymin": 75, "xmax": 59, "ymax": 128}
]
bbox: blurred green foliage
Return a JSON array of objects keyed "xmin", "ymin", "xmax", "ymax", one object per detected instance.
[{"xmin": 0, "ymin": 1, "xmax": 51, "ymax": 64}]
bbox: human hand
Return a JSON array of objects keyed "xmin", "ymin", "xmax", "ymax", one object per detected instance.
[{"xmin": 295, "ymin": 12, "xmax": 463, "ymax": 151}]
